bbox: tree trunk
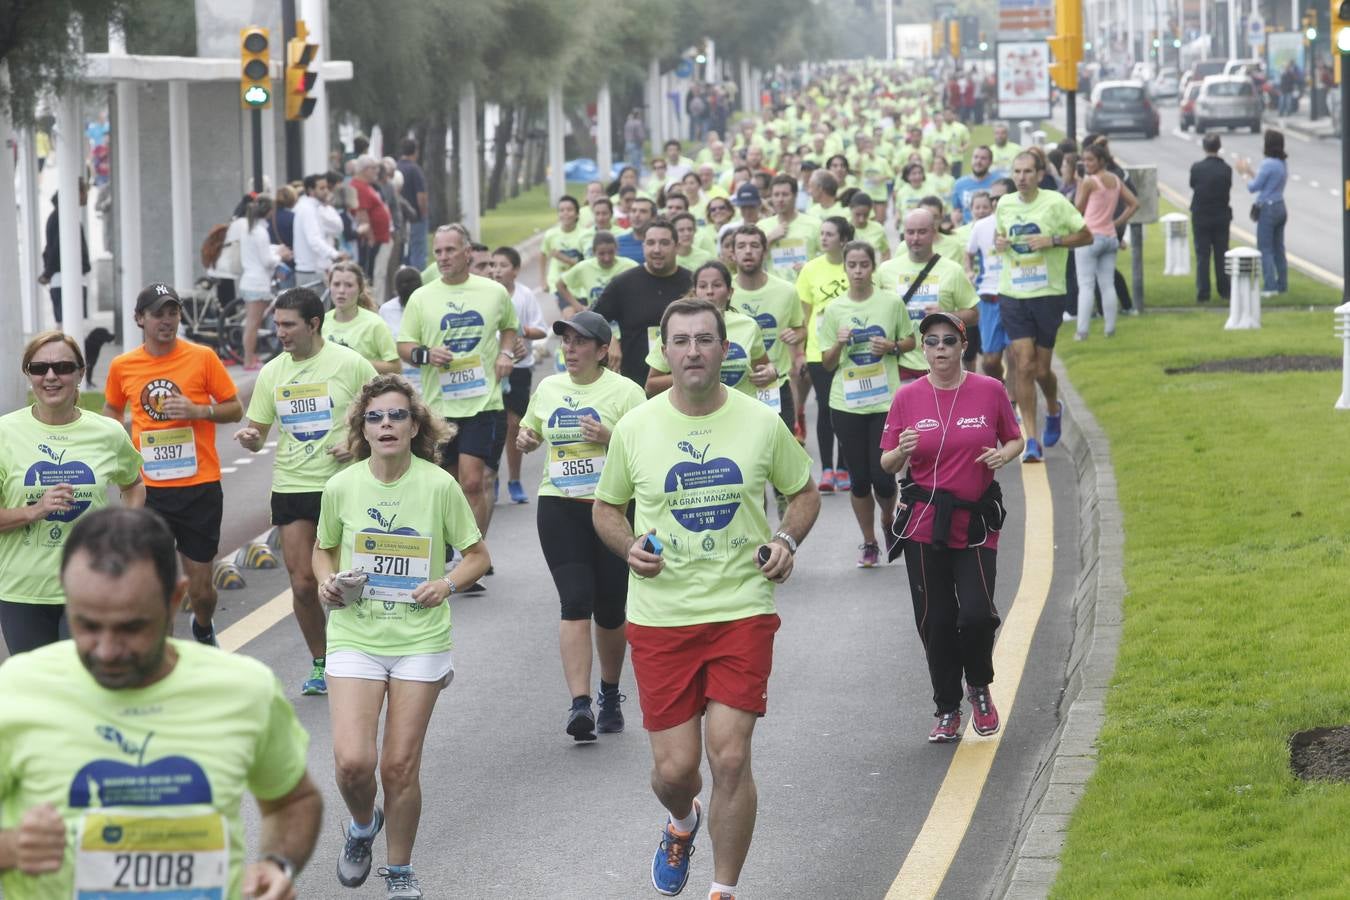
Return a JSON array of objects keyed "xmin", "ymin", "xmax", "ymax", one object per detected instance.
[
  {"xmin": 423, "ymin": 109, "xmax": 450, "ymax": 227},
  {"xmin": 485, "ymin": 102, "xmax": 513, "ymax": 209}
]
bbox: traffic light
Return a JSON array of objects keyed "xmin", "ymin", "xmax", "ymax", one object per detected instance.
[
  {"xmin": 933, "ymin": 21, "xmax": 946, "ymax": 55},
  {"xmin": 240, "ymin": 26, "xmax": 271, "ymax": 110},
  {"xmin": 1305, "ymin": 8, "xmax": 1319, "ymax": 40},
  {"xmin": 1333, "ymin": 0, "xmax": 1350, "ymax": 51},
  {"xmin": 949, "ymin": 19, "xmax": 961, "ymax": 56},
  {"xmin": 1047, "ymin": 0, "xmax": 1083, "ymax": 91},
  {"xmin": 286, "ymin": 19, "xmax": 319, "ymax": 121}
]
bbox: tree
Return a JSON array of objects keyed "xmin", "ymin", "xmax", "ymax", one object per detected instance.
[{"xmin": 0, "ymin": 0, "xmax": 127, "ymax": 122}]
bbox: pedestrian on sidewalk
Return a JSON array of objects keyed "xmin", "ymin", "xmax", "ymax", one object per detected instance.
[
  {"xmin": 1235, "ymin": 129, "xmax": 1288, "ymax": 297},
  {"xmin": 1188, "ymin": 133, "xmax": 1232, "ymax": 303}
]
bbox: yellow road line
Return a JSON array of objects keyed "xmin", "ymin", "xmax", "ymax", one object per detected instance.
[
  {"xmin": 885, "ymin": 461, "xmax": 1056, "ymax": 900},
  {"xmin": 217, "ymin": 589, "xmax": 294, "ymax": 653}
]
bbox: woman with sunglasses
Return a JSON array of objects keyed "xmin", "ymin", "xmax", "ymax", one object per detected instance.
[
  {"xmin": 516, "ymin": 311, "xmax": 646, "ymax": 741},
  {"xmin": 700, "ymin": 198, "xmax": 736, "ymax": 253},
  {"xmin": 817, "ymin": 241, "xmax": 914, "ymax": 569},
  {"xmin": 0, "ymin": 332, "xmax": 144, "ymax": 653},
  {"xmin": 314, "ymin": 374, "xmax": 489, "ymax": 898},
  {"xmin": 880, "ymin": 312, "xmax": 1023, "ymax": 744}
]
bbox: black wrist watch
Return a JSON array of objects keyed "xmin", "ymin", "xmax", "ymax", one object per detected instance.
[
  {"xmin": 262, "ymin": 853, "xmax": 296, "ymax": 881},
  {"xmin": 411, "ymin": 346, "xmax": 430, "ymax": 366}
]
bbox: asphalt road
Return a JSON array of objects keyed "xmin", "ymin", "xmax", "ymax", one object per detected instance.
[{"xmin": 1059, "ymin": 97, "xmax": 1345, "ymax": 281}]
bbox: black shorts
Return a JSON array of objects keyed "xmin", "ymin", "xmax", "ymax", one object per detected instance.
[
  {"xmin": 271, "ymin": 491, "xmax": 323, "ymax": 526},
  {"xmin": 964, "ymin": 323, "xmax": 982, "ymax": 361},
  {"xmin": 777, "ymin": 381, "xmax": 795, "ymax": 431},
  {"xmin": 537, "ymin": 496, "xmax": 629, "ymax": 628},
  {"xmin": 488, "ymin": 410, "xmax": 508, "ymax": 471},
  {"xmin": 145, "ymin": 482, "xmax": 223, "ymax": 563},
  {"xmin": 999, "ymin": 295, "xmax": 1065, "ymax": 349},
  {"xmin": 441, "ymin": 410, "xmax": 500, "ymax": 468},
  {"xmin": 504, "ymin": 367, "xmax": 532, "ymax": 418}
]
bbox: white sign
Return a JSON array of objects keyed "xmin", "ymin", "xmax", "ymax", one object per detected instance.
[
  {"xmin": 1248, "ymin": 13, "xmax": 1265, "ymax": 50},
  {"xmin": 996, "ymin": 41, "xmax": 1052, "ymax": 119}
]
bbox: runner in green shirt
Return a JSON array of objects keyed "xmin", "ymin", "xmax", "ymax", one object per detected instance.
[
  {"xmin": 671, "ymin": 211, "xmax": 716, "ymax": 270},
  {"xmin": 592, "ymin": 296, "xmax": 819, "ymax": 900},
  {"xmin": 643, "ymin": 261, "xmax": 773, "ymax": 399},
  {"xmin": 893, "ymin": 162, "xmax": 929, "ymax": 216},
  {"xmin": 994, "ymin": 151, "xmax": 1091, "ymax": 461},
  {"xmin": 817, "ymin": 241, "xmax": 914, "ymax": 568},
  {"xmin": 518, "ymin": 312, "xmax": 646, "ymax": 742},
  {"xmin": 396, "ymin": 224, "xmax": 519, "ymax": 539},
  {"xmin": 315, "ymin": 374, "xmax": 488, "ymax": 898},
  {"xmin": 539, "ymin": 195, "xmax": 590, "ymax": 296},
  {"xmin": 324, "ymin": 260, "xmax": 400, "ymax": 374},
  {"xmin": 235, "ymin": 287, "xmax": 378, "ymax": 696},
  {"xmin": 557, "ymin": 232, "xmax": 639, "ymax": 315},
  {"xmin": 847, "ymin": 192, "xmax": 891, "ymax": 261},
  {"xmin": 759, "ymin": 174, "xmax": 821, "ymax": 282},
  {"xmin": 795, "ymin": 216, "xmax": 852, "ymax": 492},
  {"xmin": 0, "ymin": 507, "xmax": 321, "ymax": 900},
  {"xmin": 0, "ymin": 332, "xmax": 144, "ymax": 654},
  {"xmin": 730, "ymin": 224, "xmax": 805, "ymax": 426}
]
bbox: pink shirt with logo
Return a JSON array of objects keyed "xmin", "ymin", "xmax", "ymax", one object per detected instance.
[{"xmin": 880, "ymin": 373, "xmax": 1020, "ymax": 549}]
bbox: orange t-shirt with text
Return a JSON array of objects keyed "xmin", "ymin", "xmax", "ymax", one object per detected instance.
[{"xmin": 104, "ymin": 340, "xmax": 238, "ymax": 487}]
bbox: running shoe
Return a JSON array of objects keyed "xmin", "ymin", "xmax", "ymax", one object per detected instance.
[
  {"xmin": 190, "ymin": 619, "xmax": 219, "ymax": 647},
  {"xmin": 967, "ymin": 684, "xmax": 1001, "ymax": 736},
  {"xmin": 652, "ymin": 798, "xmax": 702, "ymax": 896},
  {"xmin": 857, "ymin": 543, "xmax": 880, "ymax": 568},
  {"xmin": 507, "ymin": 480, "xmax": 529, "ymax": 504},
  {"xmin": 1042, "ymin": 402, "xmax": 1063, "ymax": 447},
  {"xmin": 834, "ymin": 468, "xmax": 852, "ymax": 492},
  {"xmin": 1022, "ymin": 438, "xmax": 1043, "ymax": 463},
  {"xmin": 929, "ymin": 710, "xmax": 962, "ymax": 743},
  {"xmin": 793, "ymin": 413, "xmax": 807, "ymax": 442},
  {"xmin": 301, "ymin": 663, "xmax": 327, "ymax": 696},
  {"xmin": 377, "ymin": 866, "xmax": 423, "ymax": 899},
  {"xmin": 818, "ymin": 469, "xmax": 836, "ymax": 493},
  {"xmin": 567, "ymin": 700, "xmax": 597, "ymax": 742},
  {"xmin": 596, "ymin": 686, "xmax": 626, "ymax": 734},
  {"xmin": 337, "ymin": 807, "xmax": 385, "ymax": 887},
  {"xmin": 709, "ymin": 893, "xmax": 735, "ymax": 900}
]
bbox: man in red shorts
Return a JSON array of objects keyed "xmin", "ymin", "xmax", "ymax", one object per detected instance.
[{"xmin": 593, "ymin": 297, "xmax": 820, "ymax": 900}]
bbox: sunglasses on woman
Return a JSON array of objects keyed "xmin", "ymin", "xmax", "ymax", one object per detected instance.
[
  {"xmin": 923, "ymin": 335, "xmax": 961, "ymax": 348},
  {"xmin": 363, "ymin": 408, "xmax": 411, "ymax": 424},
  {"xmin": 26, "ymin": 361, "xmax": 81, "ymax": 376}
]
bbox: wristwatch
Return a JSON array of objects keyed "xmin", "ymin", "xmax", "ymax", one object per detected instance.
[
  {"xmin": 262, "ymin": 854, "xmax": 296, "ymax": 881},
  {"xmin": 441, "ymin": 575, "xmax": 458, "ymax": 595},
  {"xmin": 773, "ymin": 531, "xmax": 798, "ymax": 555},
  {"xmin": 1052, "ymin": 234, "xmax": 1062, "ymax": 247}
]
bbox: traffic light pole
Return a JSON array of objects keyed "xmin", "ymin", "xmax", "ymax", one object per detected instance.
[
  {"xmin": 282, "ymin": 0, "xmax": 302, "ymax": 182},
  {"xmin": 1066, "ymin": 89, "xmax": 1076, "ymax": 143},
  {"xmin": 251, "ymin": 108, "xmax": 264, "ymax": 193}
]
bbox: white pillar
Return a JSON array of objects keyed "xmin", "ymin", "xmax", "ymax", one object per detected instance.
[
  {"xmin": 16, "ymin": 125, "xmax": 41, "ymax": 336},
  {"xmin": 168, "ymin": 81, "xmax": 194, "ymax": 294},
  {"xmin": 887, "ymin": 0, "xmax": 896, "ymax": 61},
  {"xmin": 1127, "ymin": 0, "xmax": 1136, "ymax": 61},
  {"xmin": 704, "ymin": 39, "xmax": 717, "ymax": 84},
  {"xmin": 1226, "ymin": 0, "xmax": 1237, "ymax": 59},
  {"xmin": 648, "ymin": 58, "xmax": 663, "ymax": 150},
  {"xmin": 596, "ymin": 81, "xmax": 613, "ymax": 180},
  {"xmin": 56, "ymin": 90, "xmax": 85, "ymax": 343},
  {"xmin": 740, "ymin": 58, "xmax": 753, "ymax": 113},
  {"xmin": 116, "ymin": 80, "xmax": 142, "ymax": 342},
  {"xmin": 547, "ymin": 82, "xmax": 565, "ymax": 204},
  {"xmin": 1200, "ymin": 0, "xmax": 1207, "ymax": 45},
  {"xmin": 458, "ymin": 81, "xmax": 481, "ymax": 238},
  {"xmin": 301, "ymin": 0, "xmax": 330, "ymax": 176},
  {"xmin": 0, "ymin": 64, "xmax": 27, "ymax": 410}
]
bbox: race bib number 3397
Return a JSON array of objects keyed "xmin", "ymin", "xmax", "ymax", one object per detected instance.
[{"xmin": 75, "ymin": 807, "xmax": 228, "ymax": 899}]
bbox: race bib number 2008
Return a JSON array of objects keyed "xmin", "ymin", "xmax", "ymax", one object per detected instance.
[{"xmin": 75, "ymin": 807, "xmax": 229, "ymax": 899}]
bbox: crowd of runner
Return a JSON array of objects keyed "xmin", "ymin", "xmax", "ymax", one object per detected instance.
[{"xmin": 0, "ymin": 60, "xmax": 1097, "ymax": 900}]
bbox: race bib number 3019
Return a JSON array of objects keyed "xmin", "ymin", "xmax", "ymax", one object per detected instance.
[
  {"xmin": 75, "ymin": 807, "xmax": 229, "ymax": 899},
  {"xmin": 275, "ymin": 383, "xmax": 334, "ymax": 441}
]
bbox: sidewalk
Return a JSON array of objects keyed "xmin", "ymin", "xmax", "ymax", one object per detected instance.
[{"xmin": 1263, "ymin": 108, "xmax": 1338, "ymax": 139}]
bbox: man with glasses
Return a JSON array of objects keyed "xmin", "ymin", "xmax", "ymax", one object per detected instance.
[
  {"xmin": 593, "ymin": 298, "xmax": 819, "ymax": 900},
  {"xmin": 234, "ymin": 287, "xmax": 377, "ymax": 696}
]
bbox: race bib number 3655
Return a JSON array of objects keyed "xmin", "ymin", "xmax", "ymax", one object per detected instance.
[{"xmin": 75, "ymin": 807, "xmax": 228, "ymax": 899}]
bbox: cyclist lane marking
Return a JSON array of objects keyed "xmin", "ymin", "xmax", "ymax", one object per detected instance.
[{"xmin": 885, "ymin": 459, "xmax": 1055, "ymax": 900}]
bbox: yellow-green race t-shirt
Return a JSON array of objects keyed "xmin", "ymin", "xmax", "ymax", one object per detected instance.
[
  {"xmin": 541, "ymin": 224, "xmax": 592, "ymax": 291},
  {"xmin": 796, "ymin": 255, "xmax": 849, "ymax": 363},
  {"xmin": 733, "ymin": 274, "xmax": 803, "ymax": 392},
  {"xmin": 245, "ymin": 341, "xmax": 377, "ymax": 493},
  {"xmin": 594, "ymin": 390, "xmax": 812, "ymax": 627},
  {"xmin": 398, "ymin": 274, "xmax": 520, "ymax": 418},
  {"xmin": 876, "ymin": 254, "xmax": 976, "ymax": 371},
  {"xmin": 323, "ymin": 307, "xmax": 400, "ymax": 367},
  {"xmin": 645, "ymin": 308, "xmax": 767, "ymax": 397},
  {"xmin": 0, "ymin": 640, "xmax": 309, "ymax": 900},
  {"xmin": 759, "ymin": 213, "xmax": 821, "ymax": 282},
  {"xmin": 521, "ymin": 369, "xmax": 647, "ymax": 500},
  {"xmin": 995, "ymin": 188, "xmax": 1086, "ymax": 298},
  {"xmin": 559, "ymin": 256, "xmax": 638, "ymax": 307},
  {"xmin": 0, "ymin": 408, "xmax": 142, "ymax": 604},
  {"xmin": 816, "ymin": 290, "xmax": 912, "ymax": 414},
  {"xmin": 316, "ymin": 456, "xmax": 482, "ymax": 656}
]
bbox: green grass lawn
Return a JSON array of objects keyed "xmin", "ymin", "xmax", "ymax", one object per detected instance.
[
  {"xmin": 479, "ymin": 181, "xmax": 586, "ymax": 250},
  {"xmin": 23, "ymin": 392, "xmax": 105, "ymax": 413},
  {"xmin": 1051, "ymin": 310, "xmax": 1350, "ymax": 896}
]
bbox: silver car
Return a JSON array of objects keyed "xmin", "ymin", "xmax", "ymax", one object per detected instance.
[{"xmin": 1194, "ymin": 75, "xmax": 1263, "ymax": 133}]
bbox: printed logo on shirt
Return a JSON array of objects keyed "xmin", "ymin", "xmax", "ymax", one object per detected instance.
[
  {"xmin": 739, "ymin": 303, "xmax": 778, "ymax": 349},
  {"xmin": 847, "ymin": 319, "xmax": 886, "ymax": 365},
  {"xmin": 547, "ymin": 399, "xmax": 602, "ymax": 444},
  {"xmin": 1007, "ymin": 221, "xmax": 1040, "ymax": 255},
  {"xmin": 25, "ymin": 443, "xmax": 96, "ymax": 522},
  {"xmin": 440, "ymin": 302, "xmax": 486, "ymax": 353},
  {"xmin": 664, "ymin": 440, "xmax": 744, "ymax": 532},
  {"xmin": 69, "ymin": 725, "xmax": 214, "ymax": 808},
  {"xmin": 139, "ymin": 378, "xmax": 182, "ymax": 422},
  {"xmin": 957, "ymin": 415, "xmax": 988, "ymax": 429},
  {"xmin": 916, "ymin": 417, "xmax": 940, "ymax": 432}
]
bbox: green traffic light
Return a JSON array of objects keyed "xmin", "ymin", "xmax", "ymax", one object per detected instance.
[
  {"xmin": 1306, "ymin": 26, "xmax": 1317, "ymax": 40},
  {"xmin": 1340, "ymin": 26, "xmax": 1350, "ymax": 52},
  {"xmin": 243, "ymin": 85, "xmax": 270, "ymax": 107}
]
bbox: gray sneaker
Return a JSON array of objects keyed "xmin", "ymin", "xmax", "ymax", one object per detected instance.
[
  {"xmin": 336, "ymin": 807, "xmax": 384, "ymax": 887},
  {"xmin": 379, "ymin": 866, "xmax": 423, "ymax": 899}
]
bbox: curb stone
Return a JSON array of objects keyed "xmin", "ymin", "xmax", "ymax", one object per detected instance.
[{"xmin": 994, "ymin": 357, "xmax": 1126, "ymax": 900}]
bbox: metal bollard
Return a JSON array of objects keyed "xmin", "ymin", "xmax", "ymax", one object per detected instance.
[
  {"xmin": 1335, "ymin": 302, "xmax": 1350, "ymax": 409},
  {"xmin": 1160, "ymin": 213, "xmax": 1191, "ymax": 276},
  {"xmin": 1032, "ymin": 129, "xmax": 1047, "ymax": 147},
  {"xmin": 1223, "ymin": 247, "xmax": 1263, "ymax": 329}
]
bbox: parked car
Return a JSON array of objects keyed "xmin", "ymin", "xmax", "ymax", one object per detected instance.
[
  {"xmin": 1179, "ymin": 58, "xmax": 1228, "ymax": 98},
  {"xmin": 1223, "ymin": 58, "xmax": 1265, "ymax": 77},
  {"xmin": 1151, "ymin": 67, "xmax": 1180, "ymax": 98},
  {"xmin": 1179, "ymin": 82, "xmax": 1203, "ymax": 130},
  {"xmin": 1194, "ymin": 75, "xmax": 1263, "ymax": 133},
  {"xmin": 1086, "ymin": 80, "xmax": 1160, "ymax": 138}
]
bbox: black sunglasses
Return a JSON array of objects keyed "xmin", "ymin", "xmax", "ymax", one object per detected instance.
[
  {"xmin": 26, "ymin": 361, "xmax": 82, "ymax": 376},
  {"xmin": 363, "ymin": 408, "xmax": 411, "ymax": 424},
  {"xmin": 923, "ymin": 335, "xmax": 961, "ymax": 348}
]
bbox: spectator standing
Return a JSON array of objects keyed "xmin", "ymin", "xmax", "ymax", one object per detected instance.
[
  {"xmin": 37, "ymin": 180, "xmax": 90, "ymax": 326},
  {"xmin": 292, "ymin": 173, "xmax": 346, "ymax": 290},
  {"xmin": 1188, "ymin": 133, "xmax": 1233, "ymax": 303},
  {"xmin": 239, "ymin": 194, "xmax": 290, "ymax": 370},
  {"xmin": 623, "ymin": 109, "xmax": 647, "ymax": 172},
  {"xmin": 398, "ymin": 138, "xmax": 430, "ymax": 270},
  {"xmin": 1235, "ymin": 129, "xmax": 1288, "ymax": 297},
  {"xmin": 350, "ymin": 155, "xmax": 393, "ymax": 292}
]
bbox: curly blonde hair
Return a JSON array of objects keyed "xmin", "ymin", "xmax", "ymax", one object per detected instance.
[{"xmin": 345, "ymin": 374, "xmax": 445, "ymax": 462}]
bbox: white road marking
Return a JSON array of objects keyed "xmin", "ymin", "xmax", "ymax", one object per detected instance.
[
  {"xmin": 1292, "ymin": 173, "xmax": 1302, "ymax": 181},
  {"xmin": 1309, "ymin": 180, "xmax": 1319, "ymax": 188},
  {"xmin": 231, "ymin": 457, "xmax": 253, "ymax": 465},
  {"xmin": 220, "ymin": 466, "xmax": 237, "ymax": 474}
]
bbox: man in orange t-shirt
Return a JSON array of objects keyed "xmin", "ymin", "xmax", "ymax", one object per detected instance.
[{"xmin": 103, "ymin": 283, "xmax": 243, "ymax": 645}]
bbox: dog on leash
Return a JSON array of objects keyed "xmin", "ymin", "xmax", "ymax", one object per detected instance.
[{"xmin": 83, "ymin": 327, "xmax": 115, "ymax": 387}]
